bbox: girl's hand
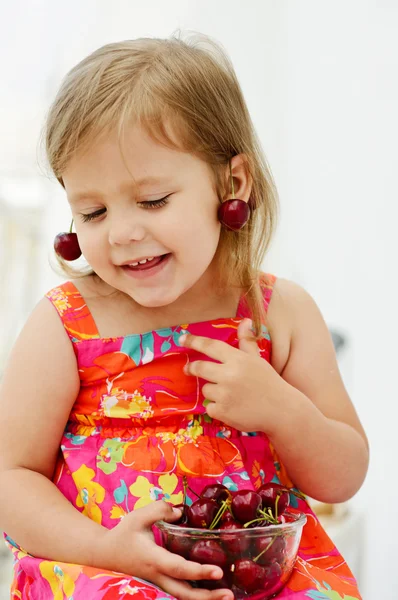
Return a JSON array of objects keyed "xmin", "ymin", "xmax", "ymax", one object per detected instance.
[
  {"xmin": 95, "ymin": 500, "xmax": 233, "ymax": 600},
  {"xmin": 180, "ymin": 319, "xmax": 290, "ymax": 435}
]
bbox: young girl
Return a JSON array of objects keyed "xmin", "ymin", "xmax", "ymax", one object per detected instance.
[{"xmin": 0, "ymin": 35, "xmax": 368, "ymax": 600}]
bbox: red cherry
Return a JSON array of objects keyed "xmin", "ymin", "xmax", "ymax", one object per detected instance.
[
  {"xmin": 189, "ymin": 540, "xmax": 228, "ymax": 568},
  {"xmin": 201, "ymin": 484, "xmax": 231, "ymax": 505},
  {"xmin": 220, "ymin": 510, "xmax": 235, "ymax": 525},
  {"xmin": 54, "ymin": 232, "xmax": 82, "ymax": 261},
  {"xmin": 198, "ymin": 575, "xmax": 232, "ymax": 591},
  {"xmin": 255, "ymin": 535, "xmax": 286, "ymax": 565},
  {"xmin": 258, "ymin": 483, "xmax": 290, "ymax": 516},
  {"xmin": 220, "ymin": 520, "xmax": 250, "ymax": 556},
  {"xmin": 231, "ymin": 490, "xmax": 262, "ymax": 524},
  {"xmin": 232, "ymin": 559, "xmax": 266, "ymax": 592},
  {"xmin": 263, "ymin": 561, "xmax": 283, "ymax": 591},
  {"xmin": 218, "ymin": 199, "xmax": 250, "ymax": 231},
  {"xmin": 166, "ymin": 535, "xmax": 193, "ymax": 558},
  {"xmin": 186, "ymin": 498, "xmax": 219, "ymax": 528}
]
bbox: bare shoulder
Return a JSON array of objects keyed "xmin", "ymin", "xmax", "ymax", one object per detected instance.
[
  {"xmin": 266, "ymin": 277, "xmax": 335, "ymax": 373},
  {"xmin": 268, "ymin": 277, "xmax": 335, "ymax": 354},
  {"xmin": 265, "ymin": 277, "xmax": 308, "ymax": 374}
]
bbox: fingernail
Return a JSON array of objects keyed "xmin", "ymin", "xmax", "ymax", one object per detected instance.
[
  {"xmin": 179, "ymin": 334, "xmax": 187, "ymax": 345},
  {"xmin": 172, "ymin": 507, "xmax": 182, "ymax": 516}
]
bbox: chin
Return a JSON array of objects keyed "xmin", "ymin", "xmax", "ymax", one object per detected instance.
[{"xmin": 132, "ymin": 289, "xmax": 182, "ymax": 309}]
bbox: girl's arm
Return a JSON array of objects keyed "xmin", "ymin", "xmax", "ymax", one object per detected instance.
[
  {"xmin": 0, "ymin": 298, "xmax": 106, "ymax": 564},
  {"xmin": 266, "ymin": 278, "xmax": 369, "ymax": 503}
]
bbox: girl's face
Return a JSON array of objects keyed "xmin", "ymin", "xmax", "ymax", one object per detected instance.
[{"xmin": 63, "ymin": 124, "xmax": 222, "ymax": 309}]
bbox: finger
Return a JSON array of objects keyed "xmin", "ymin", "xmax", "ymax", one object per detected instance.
[
  {"xmin": 155, "ymin": 573, "xmax": 233, "ymax": 600},
  {"xmin": 179, "ymin": 334, "xmax": 235, "ymax": 363},
  {"xmin": 202, "ymin": 382, "xmax": 219, "ymax": 403},
  {"xmin": 184, "ymin": 360, "xmax": 221, "ymax": 382},
  {"xmin": 153, "ymin": 545, "xmax": 224, "ymax": 582},
  {"xmin": 237, "ymin": 318, "xmax": 259, "ymax": 355},
  {"xmin": 204, "ymin": 400, "xmax": 218, "ymax": 420},
  {"xmin": 136, "ymin": 500, "xmax": 182, "ymax": 529}
]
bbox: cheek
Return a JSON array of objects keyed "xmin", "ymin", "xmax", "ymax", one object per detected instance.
[
  {"xmin": 77, "ymin": 228, "xmax": 106, "ymax": 263},
  {"xmin": 175, "ymin": 213, "xmax": 221, "ymax": 261}
]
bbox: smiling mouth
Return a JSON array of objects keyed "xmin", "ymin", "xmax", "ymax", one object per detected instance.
[{"xmin": 122, "ymin": 254, "xmax": 170, "ymax": 271}]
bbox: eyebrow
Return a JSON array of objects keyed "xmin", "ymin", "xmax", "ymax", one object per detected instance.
[{"xmin": 69, "ymin": 176, "xmax": 173, "ymax": 204}]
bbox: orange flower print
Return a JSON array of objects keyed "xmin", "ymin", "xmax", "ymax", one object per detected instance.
[{"xmin": 123, "ymin": 419, "xmax": 240, "ymax": 477}]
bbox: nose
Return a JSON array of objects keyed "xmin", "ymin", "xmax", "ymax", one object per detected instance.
[{"xmin": 108, "ymin": 214, "xmax": 147, "ymax": 246}]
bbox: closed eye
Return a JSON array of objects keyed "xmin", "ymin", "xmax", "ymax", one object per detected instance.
[
  {"xmin": 80, "ymin": 195, "xmax": 171, "ymax": 222},
  {"xmin": 80, "ymin": 208, "xmax": 106, "ymax": 223},
  {"xmin": 138, "ymin": 195, "xmax": 171, "ymax": 209}
]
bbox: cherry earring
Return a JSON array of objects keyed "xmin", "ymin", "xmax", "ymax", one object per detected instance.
[
  {"xmin": 54, "ymin": 219, "xmax": 82, "ymax": 261},
  {"xmin": 218, "ymin": 161, "xmax": 251, "ymax": 231}
]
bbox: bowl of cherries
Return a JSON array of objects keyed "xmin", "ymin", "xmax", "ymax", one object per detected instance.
[{"xmin": 156, "ymin": 482, "xmax": 307, "ymax": 600}]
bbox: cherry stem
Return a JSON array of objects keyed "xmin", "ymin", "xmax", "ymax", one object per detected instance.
[
  {"xmin": 290, "ymin": 488, "xmax": 306, "ymax": 501},
  {"xmin": 69, "ymin": 219, "xmax": 73, "ymax": 234},
  {"xmin": 253, "ymin": 537, "xmax": 276, "ymax": 563},
  {"xmin": 243, "ymin": 511, "xmax": 277, "ymax": 528},
  {"xmin": 275, "ymin": 494, "xmax": 280, "ymax": 519},
  {"xmin": 209, "ymin": 499, "xmax": 229, "ymax": 530},
  {"xmin": 182, "ymin": 476, "xmax": 188, "ymax": 509},
  {"xmin": 187, "ymin": 485, "xmax": 200, "ymax": 499},
  {"xmin": 229, "ymin": 160, "xmax": 235, "ymax": 199}
]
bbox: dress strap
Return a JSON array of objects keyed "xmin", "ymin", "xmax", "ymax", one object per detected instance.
[
  {"xmin": 236, "ymin": 273, "xmax": 277, "ymax": 319},
  {"xmin": 45, "ymin": 281, "xmax": 100, "ymax": 342}
]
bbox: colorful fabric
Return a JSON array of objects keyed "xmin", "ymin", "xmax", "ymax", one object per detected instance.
[{"xmin": 4, "ymin": 275, "xmax": 361, "ymax": 599}]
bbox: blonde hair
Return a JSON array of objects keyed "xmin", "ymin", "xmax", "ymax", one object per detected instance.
[{"xmin": 45, "ymin": 34, "xmax": 278, "ymax": 335}]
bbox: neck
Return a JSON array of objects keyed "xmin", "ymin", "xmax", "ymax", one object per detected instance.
[{"xmin": 127, "ymin": 267, "xmax": 240, "ymax": 330}]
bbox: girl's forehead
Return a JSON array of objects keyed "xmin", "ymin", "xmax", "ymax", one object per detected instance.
[{"xmin": 63, "ymin": 125, "xmax": 211, "ymax": 200}]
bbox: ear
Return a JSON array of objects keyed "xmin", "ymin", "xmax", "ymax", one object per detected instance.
[{"xmin": 223, "ymin": 154, "xmax": 252, "ymax": 203}]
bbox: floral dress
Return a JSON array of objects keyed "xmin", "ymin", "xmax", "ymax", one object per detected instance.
[{"xmin": 4, "ymin": 275, "xmax": 362, "ymax": 599}]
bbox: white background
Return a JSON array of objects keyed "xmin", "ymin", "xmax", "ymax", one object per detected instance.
[{"xmin": 1, "ymin": 1, "xmax": 397, "ymax": 598}]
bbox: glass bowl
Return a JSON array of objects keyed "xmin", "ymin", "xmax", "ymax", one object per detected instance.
[{"xmin": 156, "ymin": 509, "xmax": 306, "ymax": 599}]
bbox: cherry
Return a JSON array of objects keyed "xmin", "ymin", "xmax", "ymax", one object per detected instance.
[
  {"xmin": 258, "ymin": 483, "xmax": 290, "ymax": 516},
  {"xmin": 221, "ymin": 510, "xmax": 235, "ymax": 525},
  {"xmin": 167, "ymin": 535, "xmax": 193, "ymax": 559},
  {"xmin": 198, "ymin": 576, "xmax": 231, "ymax": 591},
  {"xmin": 218, "ymin": 199, "xmax": 250, "ymax": 231},
  {"xmin": 186, "ymin": 499, "xmax": 219, "ymax": 528},
  {"xmin": 232, "ymin": 559, "xmax": 266, "ymax": 592},
  {"xmin": 263, "ymin": 561, "xmax": 282, "ymax": 591},
  {"xmin": 53, "ymin": 232, "xmax": 82, "ymax": 261},
  {"xmin": 255, "ymin": 535, "xmax": 286, "ymax": 565},
  {"xmin": 231, "ymin": 490, "xmax": 262, "ymax": 524},
  {"xmin": 220, "ymin": 520, "xmax": 250, "ymax": 556},
  {"xmin": 201, "ymin": 484, "xmax": 231, "ymax": 505},
  {"xmin": 190, "ymin": 540, "xmax": 228, "ymax": 568}
]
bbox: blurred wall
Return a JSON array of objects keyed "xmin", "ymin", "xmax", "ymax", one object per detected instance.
[{"xmin": 1, "ymin": 1, "xmax": 397, "ymax": 598}]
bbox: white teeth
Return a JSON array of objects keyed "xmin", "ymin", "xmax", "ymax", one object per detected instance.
[{"xmin": 129, "ymin": 256, "xmax": 156, "ymax": 267}]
